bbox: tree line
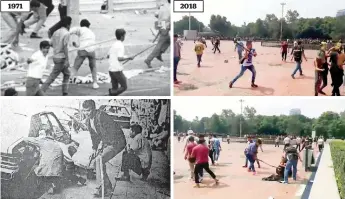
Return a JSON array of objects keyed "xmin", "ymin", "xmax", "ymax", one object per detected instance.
[
  {"xmin": 174, "ymin": 10, "xmax": 345, "ymax": 40},
  {"xmin": 174, "ymin": 107, "xmax": 345, "ymax": 139}
]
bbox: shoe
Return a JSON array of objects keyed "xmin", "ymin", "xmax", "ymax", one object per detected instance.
[
  {"xmin": 300, "ymin": 74, "xmax": 304, "ymax": 76},
  {"xmin": 174, "ymin": 80, "xmax": 182, "ymax": 84},
  {"xmin": 144, "ymin": 60, "xmax": 152, "ymax": 68},
  {"xmin": 229, "ymin": 82, "xmax": 233, "ymax": 88},
  {"xmin": 78, "ymin": 177, "xmax": 87, "ymax": 185},
  {"xmin": 63, "ymin": 93, "xmax": 68, "ymax": 96},
  {"xmin": 93, "ymin": 83, "xmax": 99, "ymax": 89},
  {"xmin": 258, "ymin": 165, "xmax": 261, "ymax": 168},
  {"xmin": 280, "ymin": 181, "xmax": 288, "ymax": 184},
  {"xmin": 291, "ymin": 74, "xmax": 295, "ymax": 79},
  {"xmin": 30, "ymin": 33, "xmax": 42, "ymax": 39},
  {"xmin": 318, "ymin": 90, "xmax": 326, "ymax": 95},
  {"xmin": 251, "ymin": 83, "xmax": 258, "ymax": 88},
  {"xmin": 156, "ymin": 55, "xmax": 163, "ymax": 62},
  {"xmin": 242, "ymin": 165, "xmax": 247, "ymax": 168}
]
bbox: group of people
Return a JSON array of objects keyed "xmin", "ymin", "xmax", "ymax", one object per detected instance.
[
  {"xmin": 2, "ymin": 0, "xmax": 171, "ymax": 96},
  {"xmin": 20, "ymin": 99, "xmax": 162, "ymax": 197}
]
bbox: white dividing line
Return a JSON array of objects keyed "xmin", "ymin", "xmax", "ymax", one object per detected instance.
[{"xmin": 295, "ymin": 184, "xmax": 306, "ymax": 197}]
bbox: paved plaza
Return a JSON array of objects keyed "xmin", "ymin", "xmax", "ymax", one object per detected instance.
[
  {"xmin": 174, "ymin": 41, "xmax": 342, "ymax": 96},
  {"xmin": 173, "ymin": 138, "xmax": 320, "ymax": 199}
]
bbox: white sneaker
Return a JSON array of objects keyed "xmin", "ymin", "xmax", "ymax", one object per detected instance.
[{"xmin": 93, "ymin": 83, "xmax": 99, "ymax": 89}]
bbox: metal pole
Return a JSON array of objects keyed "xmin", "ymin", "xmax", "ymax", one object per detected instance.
[
  {"xmin": 280, "ymin": 2, "xmax": 286, "ymax": 41},
  {"xmin": 67, "ymin": 0, "xmax": 80, "ymax": 28},
  {"xmin": 240, "ymin": 99, "xmax": 244, "ymax": 138},
  {"xmin": 189, "ymin": 13, "xmax": 191, "ymax": 30}
]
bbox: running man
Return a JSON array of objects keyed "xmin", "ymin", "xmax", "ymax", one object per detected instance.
[
  {"xmin": 229, "ymin": 41, "xmax": 258, "ymax": 88},
  {"xmin": 291, "ymin": 41, "xmax": 307, "ymax": 79}
]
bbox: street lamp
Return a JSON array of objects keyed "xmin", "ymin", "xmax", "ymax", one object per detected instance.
[
  {"xmin": 280, "ymin": 2, "xmax": 286, "ymax": 41},
  {"xmin": 189, "ymin": 12, "xmax": 191, "ymax": 30},
  {"xmin": 239, "ymin": 99, "xmax": 244, "ymax": 138}
]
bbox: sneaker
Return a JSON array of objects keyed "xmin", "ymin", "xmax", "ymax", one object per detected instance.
[
  {"xmin": 229, "ymin": 82, "xmax": 233, "ymax": 88},
  {"xmin": 93, "ymin": 83, "xmax": 99, "ymax": 89},
  {"xmin": 30, "ymin": 32, "xmax": 42, "ymax": 39},
  {"xmin": 242, "ymin": 165, "xmax": 247, "ymax": 168},
  {"xmin": 144, "ymin": 60, "xmax": 152, "ymax": 68},
  {"xmin": 280, "ymin": 181, "xmax": 288, "ymax": 184},
  {"xmin": 251, "ymin": 83, "xmax": 258, "ymax": 88},
  {"xmin": 291, "ymin": 74, "xmax": 295, "ymax": 79}
]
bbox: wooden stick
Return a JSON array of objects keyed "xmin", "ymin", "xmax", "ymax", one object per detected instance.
[{"xmin": 122, "ymin": 44, "xmax": 156, "ymax": 65}]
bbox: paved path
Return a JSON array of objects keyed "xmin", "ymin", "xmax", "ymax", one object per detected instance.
[
  {"xmin": 309, "ymin": 143, "xmax": 341, "ymax": 199},
  {"xmin": 1, "ymin": 12, "xmax": 170, "ymax": 96},
  {"xmin": 173, "ymin": 138, "xmax": 312, "ymax": 199},
  {"xmin": 174, "ymin": 41, "xmax": 344, "ymax": 96}
]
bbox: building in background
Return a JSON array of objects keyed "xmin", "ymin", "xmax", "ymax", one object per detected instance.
[
  {"xmin": 336, "ymin": 9, "xmax": 345, "ymax": 17},
  {"xmin": 289, "ymin": 108, "xmax": 301, "ymax": 115}
]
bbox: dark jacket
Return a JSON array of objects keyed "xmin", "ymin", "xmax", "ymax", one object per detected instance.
[{"xmin": 86, "ymin": 110, "xmax": 126, "ymax": 150}]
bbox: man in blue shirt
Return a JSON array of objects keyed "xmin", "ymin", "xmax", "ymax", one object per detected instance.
[{"xmin": 245, "ymin": 139, "xmax": 262, "ymax": 175}]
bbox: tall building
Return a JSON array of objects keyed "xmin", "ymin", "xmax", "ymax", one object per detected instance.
[
  {"xmin": 336, "ymin": 9, "xmax": 345, "ymax": 17},
  {"xmin": 289, "ymin": 109, "xmax": 301, "ymax": 115}
]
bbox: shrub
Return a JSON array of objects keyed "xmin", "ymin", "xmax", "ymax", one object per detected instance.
[{"xmin": 330, "ymin": 140, "xmax": 345, "ymax": 199}]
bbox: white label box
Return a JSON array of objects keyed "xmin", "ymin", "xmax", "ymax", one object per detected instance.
[
  {"xmin": 173, "ymin": 0, "xmax": 204, "ymax": 13},
  {"xmin": 1, "ymin": 0, "xmax": 30, "ymax": 12}
]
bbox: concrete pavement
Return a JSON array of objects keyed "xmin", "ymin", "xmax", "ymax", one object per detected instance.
[
  {"xmin": 174, "ymin": 41, "xmax": 344, "ymax": 96},
  {"xmin": 308, "ymin": 143, "xmax": 341, "ymax": 199}
]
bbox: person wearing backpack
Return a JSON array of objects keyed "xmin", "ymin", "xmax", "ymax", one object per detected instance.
[
  {"xmin": 290, "ymin": 41, "xmax": 308, "ymax": 79},
  {"xmin": 280, "ymin": 144, "xmax": 302, "ymax": 184}
]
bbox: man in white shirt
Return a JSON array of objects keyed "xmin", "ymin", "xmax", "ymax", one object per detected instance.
[
  {"xmin": 70, "ymin": 19, "xmax": 99, "ymax": 89},
  {"xmin": 283, "ymin": 136, "xmax": 291, "ymax": 150},
  {"xmin": 26, "ymin": 40, "xmax": 50, "ymax": 96},
  {"xmin": 317, "ymin": 137, "xmax": 324, "ymax": 152},
  {"xmin": 108, "ymin": 29, "xmax": 134, "ymax": 96},
  {"xmin": 296, "ymin": 136, "xmax": 301, "ymax": 151},
  {"xmin": 144, "ymin": 0, "xmax": 170, "ymax": 68}
]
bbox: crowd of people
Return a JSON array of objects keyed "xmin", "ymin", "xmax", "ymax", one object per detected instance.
[
  {"xmin": 1, "ymin": 0, "xmax": 170, "ymax": 96},
  {"xmin": 176, "ymin": 130, "xmax": 325, "ymax": 187}
]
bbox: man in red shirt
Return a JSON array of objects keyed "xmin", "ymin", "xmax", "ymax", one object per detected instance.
[
  {"xmin": 184, "ymin": 136, "xmax": 197, "ymax": 180},
  {"xmin": 281, "ymin": 41, "xmax": 289, "ymax": 62},
  {"xmin": 191, "ymin": 135, "xmax": 219, "ymax": 187}
]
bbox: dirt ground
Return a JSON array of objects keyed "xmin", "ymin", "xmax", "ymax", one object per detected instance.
[
  {"xmin": 174, "ymin": 41, "xmax": 344, "ymax": 96},
  {"xmin": 1, "ymin": 12, "xmax": 170, "ymax": 96},
  {"xmin": 173, "ymin": 137, "xmax": 319, "ymax": 199}
]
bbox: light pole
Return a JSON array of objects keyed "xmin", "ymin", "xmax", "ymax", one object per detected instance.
[
  {"xmin": 280, "ymin": 2, "xmax": 286, "ymax": 41},
  {"xmin": 239, "ymin": 99, "xmax": 244, "ymax": 138},
  {"xmin": 189, "ymin": 12, "xmax": 191, "ymax": 30}
]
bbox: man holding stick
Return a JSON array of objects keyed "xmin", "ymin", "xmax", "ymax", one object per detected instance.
[{"xmin": 82, "ymin": 100, "xmax": 126, "ymax": 197}]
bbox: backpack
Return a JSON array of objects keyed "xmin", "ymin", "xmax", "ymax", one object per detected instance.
[{"xmin": 285, "ymin": 147, "xmax": 298, "ymax": 160}]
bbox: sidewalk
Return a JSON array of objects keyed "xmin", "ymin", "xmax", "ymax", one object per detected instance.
[
  {"xmin": 308, "ymin": 143, "xmax": 341, "ymax": 199},
  {"xmin": 1, "ymin": 11, "xmax": 170, "ymax": 96}
]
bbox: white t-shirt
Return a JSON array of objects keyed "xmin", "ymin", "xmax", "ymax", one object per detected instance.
[
  {"xmin": 27, "ymin": 50, "xmax": 48, "ymax": 79},
  {"xmin": 284, "ymin": 137, "xmax": 291, "ymax": 144},
  {"xmin": 69, "ymin": 27, "xmax": 96, "ymax": 52},
  {"xmin": 108, "ymin": 40, "xmax": 125, "ymax": 72},
  {"xmin": 317, "ymin": 138, "xmax": 324, "ymax": 145},
  {"xmin": 296, "ymin": 137, "xmax": 301, "ymax": 144}
]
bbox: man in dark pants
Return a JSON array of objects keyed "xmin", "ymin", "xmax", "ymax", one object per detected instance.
[
  {"xmin": 213, "ymin": 37, "xmax": 221, "ymax": 53},
  {"xmin": 41, "ymin": 16, "xmax": 71, "ymax": 96},
  {"xmin": 208, "ymin": 134, "xmax": 215, "ymax": 165},
  {"xmin": 48, "ymin": 0, "xmax": 68, "ymax": 38},
  {"xmin": 173, "ymin": 34, "xmax": 182, "ymax": 85},
  {"xmin": 82, "ymin": 100, "xmax": 126, "ymax": 197}
]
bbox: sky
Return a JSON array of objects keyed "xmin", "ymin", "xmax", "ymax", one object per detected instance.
[
  {"xmin": 174, "ymin": 97, "xmax": 345, "ymax": 121},
  {"xmin": 173, "ymin": 0, "xmax": 345, "ymax": 26}
]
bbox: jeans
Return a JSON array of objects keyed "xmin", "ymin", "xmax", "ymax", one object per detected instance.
[
  {"xmin": 213, "ymin": 148, "xmax": 220, "ymax": 161},
  {"xmin": 41, "ymin": 58, "xmax": 71, "ymax": 95},
  {"xmin": 197, "ymin": 54, "xmax": 202, "ymax": 67},
  {"xmin": 237, "ymin": 51, "xmax": 242, "ymax": 60},
  {"xmin": 231, "ymin": 65, "xmax": 256, "ymax": 84},
  {"xmin": 246, "ymin": 153, "xmax": 256, "ymax": 172},
  {"xmin": 292, "ymin": 61, "xmax": 303, "ymax": 76},
  {"xmin": 174, "ymin": 57, "xmax": 180, "ymax": 81},
  {"xmin": 284, "ymin": 159, "xmax": 297, "ymax": 183}
]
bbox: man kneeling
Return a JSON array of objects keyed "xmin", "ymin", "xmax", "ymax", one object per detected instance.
[{"xmin": 117, "ymin": 123, "xmax": 153, "ymax": 181}]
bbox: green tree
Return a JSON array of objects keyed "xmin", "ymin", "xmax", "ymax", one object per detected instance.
[
  {"xmin": 174, "ymin": 16, "xmax": 205, "ymax": 35},
  {"xmin": 209, "ymin": 15, "xmax": 232, "ymax": 36}
]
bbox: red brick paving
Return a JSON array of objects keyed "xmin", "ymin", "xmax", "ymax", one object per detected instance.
[
  {"xmin": 173, "ymin": 138, "xmax": 314, "ymax": 199},
  {"xmin": 174, "ymin": 41, "xmax": 340, "ymax": 96}
]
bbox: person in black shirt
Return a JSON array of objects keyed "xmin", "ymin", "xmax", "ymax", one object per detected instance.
[
  {"xmin": 291, "ymin": 41, "xmax": 307, "ymax": 79},
  {"xmin": 214, "ymin": 37, "xmax": 221, "ymax": 53}
]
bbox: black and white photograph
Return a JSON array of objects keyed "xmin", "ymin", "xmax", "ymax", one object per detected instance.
[
  {"xmin": 0, "ymin": 99, "xmax": 171, "ymax": 199},
  {"xmin": 0, "ymin": 0, "xmax": 171, "ymax": 96}
]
